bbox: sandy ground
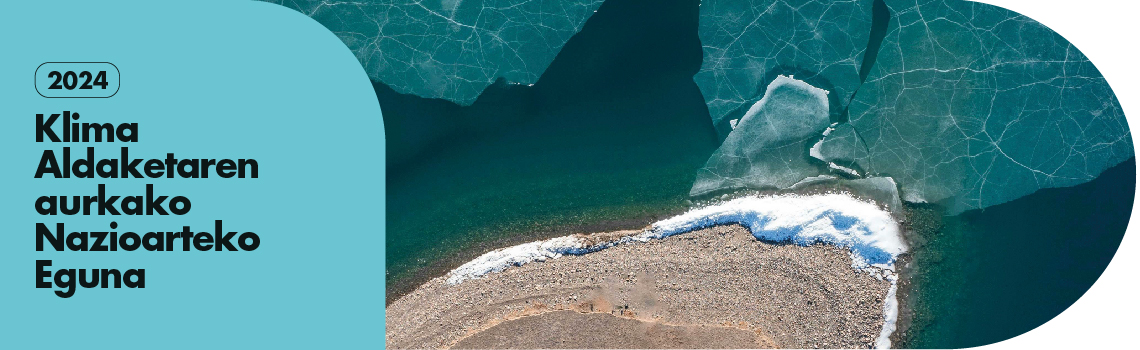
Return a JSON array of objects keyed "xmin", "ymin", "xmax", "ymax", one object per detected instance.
[
  {"xmin": 386, "ymin": 224, "xmax": 891, "ymax": 349},
  {"xmin": 453, "ymin": 310, "xmax": 766, "ymax": 349}
]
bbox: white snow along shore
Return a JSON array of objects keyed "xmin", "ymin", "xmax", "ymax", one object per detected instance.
[{"xmin": 446, "ymin": 193, "xmax": 907, "ymax": 348}]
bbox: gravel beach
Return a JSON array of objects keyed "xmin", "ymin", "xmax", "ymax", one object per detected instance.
[{"xmin": 386, "ymin": 224, "xmax": 892, "ymax": 349}]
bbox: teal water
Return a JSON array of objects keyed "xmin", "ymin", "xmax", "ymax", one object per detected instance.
[
  {"xmin": 901, "ymin": 158, "xmax": 1134, "ymax": 348},
  {"xmin": 381, "ymin": 0, "xmax": 717, "ymax": 301}
]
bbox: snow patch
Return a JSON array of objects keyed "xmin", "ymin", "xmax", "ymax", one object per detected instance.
[
  {"xmin": 446, "ymin": 236, "xmax": 600, "ymax": 284},
  {"xmin": 642, "ymin": 194, "xmax": 904, "ymax": 269}
]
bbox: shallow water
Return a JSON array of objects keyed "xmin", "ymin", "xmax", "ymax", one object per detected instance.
[{"xmin": 383, "ymin": 0, "xmax": 717, "ymax": 301}]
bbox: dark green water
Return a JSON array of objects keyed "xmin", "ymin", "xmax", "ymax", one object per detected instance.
[
  {"xmin": 901, "ymin": 158, "xmax": 1134, "ymax": 348},
  {"xmin": 382, "ymin": 0, "xmax": 717, "ymax": 302}
]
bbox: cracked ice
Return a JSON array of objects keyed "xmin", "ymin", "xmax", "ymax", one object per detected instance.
[{"xmin": 270, "ymin": 0, "xmax": 604, "ymax": 105}]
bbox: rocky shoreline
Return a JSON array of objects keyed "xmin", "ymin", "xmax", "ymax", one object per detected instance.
[{"xmin": 386, "ymin": 224, "xmax": 894, "ymax": 349}]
